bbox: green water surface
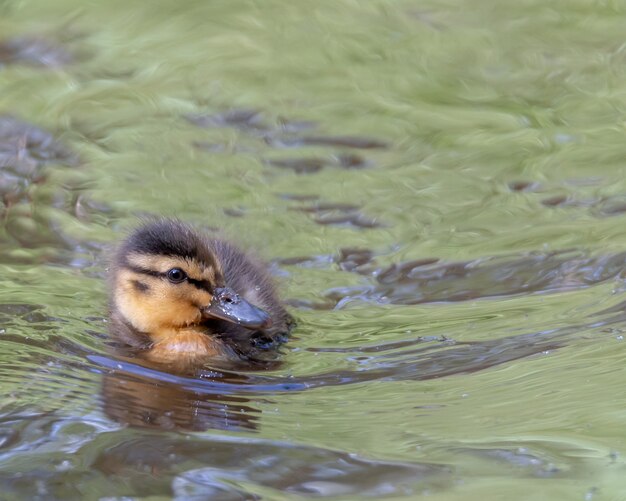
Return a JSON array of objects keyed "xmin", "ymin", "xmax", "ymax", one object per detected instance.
[{"xmin": 1, "ymin": 0, "xmax": 626, "ymax": 499}]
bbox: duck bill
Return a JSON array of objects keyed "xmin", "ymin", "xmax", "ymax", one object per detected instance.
[{"xmin": 202, "ymin": 287, "xmax": 272, "ymax": 329}]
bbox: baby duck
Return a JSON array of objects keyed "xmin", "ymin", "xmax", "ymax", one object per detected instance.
[{"xmin": 108, "ymin": 219, "xmax": 293, "ymax": 369}]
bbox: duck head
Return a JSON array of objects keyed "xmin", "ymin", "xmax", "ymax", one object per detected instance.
[{"xmin": 110, "ymin": 220, "xmax": 272, "ymax": 341}]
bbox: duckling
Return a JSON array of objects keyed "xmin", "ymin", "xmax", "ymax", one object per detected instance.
[{"xmin": 108, "ymin": 219, "xmax": 293, "ymax": 369}]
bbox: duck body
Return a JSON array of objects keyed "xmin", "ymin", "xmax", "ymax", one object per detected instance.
[{"xmin": 108, "ymin": 219, "xmax": 293, "ymax": 369}]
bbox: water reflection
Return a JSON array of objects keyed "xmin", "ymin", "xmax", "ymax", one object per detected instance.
[
  {"xmin": 96, "ymin": 339, "xmax": 292, "ymax": 432},
  {"xmin": 101, "ymin": 369, "xmax": 261, "ymax": 431}
]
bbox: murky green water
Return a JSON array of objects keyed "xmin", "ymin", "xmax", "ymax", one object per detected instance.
[{"xmin": 1, "ymin": 0, "xmax": 626, "ymax": 499}]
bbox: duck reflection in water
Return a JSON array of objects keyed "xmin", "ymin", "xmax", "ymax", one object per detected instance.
[
  {"xmin": 101, "ymin": 219, "xmax": 294, "ymax": 431},
  {"xmin": 100, "ymin": 360, "xmax": 274, "ymax": 431}
]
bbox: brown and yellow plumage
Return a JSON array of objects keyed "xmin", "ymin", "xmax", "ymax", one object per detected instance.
[{"xmin": 108, "ymin": 219, "xmax": 293, "ymax": 369}]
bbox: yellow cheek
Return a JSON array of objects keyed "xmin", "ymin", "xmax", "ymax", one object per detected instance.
[
  {"xmin": 143, "ymin": 292, "xmax": 202, "ymax": 328},
  {"xmin": 115, "ymin": 273, "xmax": 209, "ymax": 335}
]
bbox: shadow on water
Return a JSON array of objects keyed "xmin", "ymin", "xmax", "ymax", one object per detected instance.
[
  {"xmin": 281, "ymin": 249, "xmax": 626, "ymax": 309},
  {"xmin": 0, "ymin": 115, "xmax": 77, "ymax": 210},
  {"xmin": 0, "ymin": 35, "xmax": 73, "ymax": 68}
]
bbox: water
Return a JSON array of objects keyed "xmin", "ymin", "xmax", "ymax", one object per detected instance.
[{"xmin": 1, "ymin": 0, "xmax": 626, "ymax": 499}]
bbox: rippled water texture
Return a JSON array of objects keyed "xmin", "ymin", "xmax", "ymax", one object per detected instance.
[{"xmin": 1, "ymin": 0, "xmax": 626, "ymax": 499}]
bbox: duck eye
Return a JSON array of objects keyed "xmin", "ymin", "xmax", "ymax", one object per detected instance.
[{"xmin": 166, "ymin": 268, "xmax": 187, "ymax": 283}]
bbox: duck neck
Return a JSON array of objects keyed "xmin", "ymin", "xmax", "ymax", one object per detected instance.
[{"xmin": 144, "ymin": 327, "xmax": 229, "ymax": 364}]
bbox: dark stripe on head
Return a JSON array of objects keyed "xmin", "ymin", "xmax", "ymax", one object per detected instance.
[
  {"xmin": 126, "ymin": 265, "xmax": 162, "ymax": 278},
  {"xmin": 120, "ymin": 219, "xmax": 220, "ymax": 268},
  {"xmin": 132, "ymin": 280, "xmax": 150, "ymax": 293},
  {"xmin": 126, "ymin": 264, "xmax": 213, "ymax": 292},
  {"xmin": 187, "ymin": 277, "xmax": 212, "ymax": 292}
]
